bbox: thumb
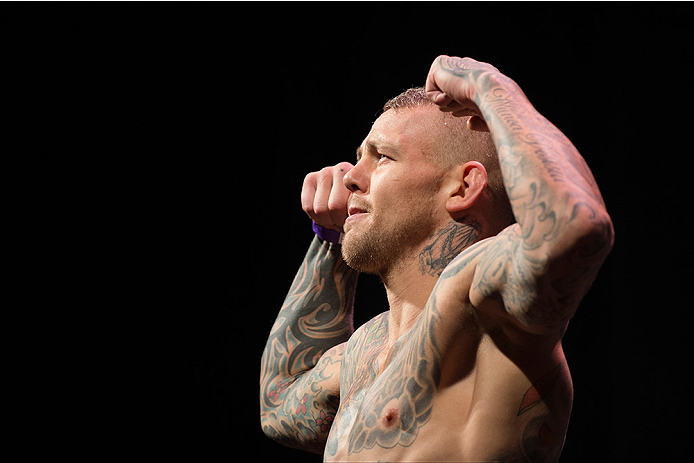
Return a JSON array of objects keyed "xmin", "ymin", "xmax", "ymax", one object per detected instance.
[{"xmin": 467, "ymin": 116, "xmax": 490, "ymax": 132}]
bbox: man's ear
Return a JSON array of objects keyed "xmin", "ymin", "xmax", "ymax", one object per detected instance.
[{"xmin": 446, "ymin": 161, "xmax": 488, "ymax": 214}]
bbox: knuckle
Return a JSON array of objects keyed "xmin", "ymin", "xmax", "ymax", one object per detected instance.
[
  {"xmin": 327, "ymin": 198, "xmax": 344, "ymax": 211},
  {"xmin": 335, "ymin": 161, "xmax": 353, "ymax": 172}
]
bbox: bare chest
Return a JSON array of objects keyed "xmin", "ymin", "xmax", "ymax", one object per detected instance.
[
  {"xmin": 325, "ymin": 281, "xmax": 473, "ymax": 460},
  {"xmin": 324, "ymin": 263, "xmax": 572, "ymax": 461}
]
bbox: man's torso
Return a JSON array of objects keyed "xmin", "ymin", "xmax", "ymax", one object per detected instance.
[{"xmin": 324, "ymin": 242, "xmax": 574, "ymax": 461}]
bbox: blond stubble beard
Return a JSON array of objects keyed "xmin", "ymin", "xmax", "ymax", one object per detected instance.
[{"xmin": 340, "ymin": 208, "xmax": 436, "ymax": 276}]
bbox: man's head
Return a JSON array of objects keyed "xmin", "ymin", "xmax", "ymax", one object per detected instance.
[{"xmin": 341, "ymin": 87, "xmax": 514, "ymax": 276}]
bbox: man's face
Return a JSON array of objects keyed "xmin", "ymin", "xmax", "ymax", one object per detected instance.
[{"xmin": 341, "ymin": 107, "xmax": 451, "ymax": 275}]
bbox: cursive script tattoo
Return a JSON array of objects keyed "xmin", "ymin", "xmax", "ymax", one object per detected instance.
[{"xmin": 437, "ymin": 56, "xmax": 614, "ymax": 333}]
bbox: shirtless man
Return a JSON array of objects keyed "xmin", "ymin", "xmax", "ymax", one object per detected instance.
[{"xmin": 259, "ymin": 55, "xmax": 614, "ymax": 461}]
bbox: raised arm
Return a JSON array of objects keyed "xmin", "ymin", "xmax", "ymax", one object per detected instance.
[
  {"xmin": 260, "ymin": 163, "xmax": 358, "ymax": 453},
  {"xmin": 426, "ymin": 56, "xmax": 614, "ymax": 335}
]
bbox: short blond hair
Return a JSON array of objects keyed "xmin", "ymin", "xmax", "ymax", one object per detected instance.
[{"xmin": 383, "ymin": 87, "xmax": 515, "ymax": 231}]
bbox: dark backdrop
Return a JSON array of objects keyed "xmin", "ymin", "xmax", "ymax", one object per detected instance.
[{"xmin": 10, "ymin": 3, "xmax": 691, "ymax": 461}]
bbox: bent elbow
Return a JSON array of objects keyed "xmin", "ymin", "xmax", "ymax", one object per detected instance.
[
  {"xmin": 260, "ymin": 411, "xmax": 288, "ymax": 446},
  {"xmin": 571, "ymin": 209, "xmax": 614, "ymax": 267},
  {"xmin": 260, "ymin": 413, "xmax": 280, "ymax": 441},
  {"xmin": 539, "ymin": 206, "xmax": 614, "ymax": 275},
  {"xmin": 580, "ymin": 208, "xmax": 614, "ymax": 257},
  {"xmin": 260, "ymin": 412, "xmax": 326, "ymax": 455}
]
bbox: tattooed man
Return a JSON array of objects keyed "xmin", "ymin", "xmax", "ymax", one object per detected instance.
[{"xmin": 260, "ymin": 56, "xmax": 614, "ymax": 461}]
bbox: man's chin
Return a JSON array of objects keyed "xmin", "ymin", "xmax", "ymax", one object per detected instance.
[
  {"xmin": 343, "ymin": 212, "xmax": 369, "ymax": 234},
  {"xmin": 340, "ymin": 230, "xmax": 382, "ymax": 275}
]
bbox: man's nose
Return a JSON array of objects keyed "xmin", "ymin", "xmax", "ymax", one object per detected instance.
[{"xmin": 343, "ymin": 163, "xmax": 359, "ymax": 192}]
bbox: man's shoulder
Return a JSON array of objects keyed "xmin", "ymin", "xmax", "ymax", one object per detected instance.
[
  {"xmin": 439, "ymin": 224, "xmax": 520, "ymax": 281},
  {"xmin": 439, "ymin": 234, "xmax": 496, "ymax": 282}
]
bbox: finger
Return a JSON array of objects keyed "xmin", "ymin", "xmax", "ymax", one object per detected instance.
[
  {"xmin": 467, "ymin": 115, "xmax": 490, "ymax": 132},
  {"xmin": 327, "ymin": 163, "xmax": 353, "ymax": 231},
  {"xmin": 425, "ymin": 58, "xmax": 451, "ymax": 106},
  {"xmin": 425, "ymin": 74, "xmax": 452, "ymax": 107},
  {"xmin": 447, "ymin": 98, "xmax": 481, "ymax": 118},
  {"xmin": 451, "ymin": 108, "xmax": 477, "ymax": 117},
  {"xmin": 301, "ymin": 172, "xmax": 319, "ymax": 222},
  {"xmin": 313, "ymin": 168, "xmax": 335, "ymax": 228},
  {"xmin": 427, "ymin": 90, "xmax": 453, "ymax": 107}
]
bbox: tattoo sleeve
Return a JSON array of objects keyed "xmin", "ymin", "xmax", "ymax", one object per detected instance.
[
  {"xmin": 260, "ymin": 236, "xmax": 359, "ymax": 452},
  {"xmin": 438, "ymin": 58, "xmax": 615, "ymax": 332}
]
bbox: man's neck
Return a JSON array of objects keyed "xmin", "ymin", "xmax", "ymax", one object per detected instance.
[
  {"xmin": 381, "ymin": 261, "xmax": 438, "ymax": 345},
  {"xmin": 379, "ymin": 220, "xmax": 481, "ymax": 344}
]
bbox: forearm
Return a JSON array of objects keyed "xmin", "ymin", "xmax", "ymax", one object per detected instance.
[
  {"xmin": 475, "ymin": 73, "xmax": 611, "ymax": 250},
  {"xmin": 475, "ymin": 72, "xmax": 613, "ymax": 329},
  {"xmin": 260, "ymin": 236, "xmax": 358, "ymax": 385},
  {"xmin": 428, "ymin": 56, "xmax": 614, "ymax": 331}
]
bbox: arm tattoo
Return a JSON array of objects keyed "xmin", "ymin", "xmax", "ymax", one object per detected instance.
[
  {"xmin": 518, "ymin": 365, "xmax": 562, "ymax": 416},
  {"xmin": 490, "ymin": 416, "xmax": 563, "ymax": 462},
  {"xmin": 261, "ymin": 346, "xmax": 343, "ymax": 453},
  {"xmin": 261, "ymin": 237, "xmax": 358, "ymax": 379},
  {"xmin": 438, "ymin": 59, "xmax": 614, "ymax": 331},
  {"xmin": 260, "ymin": 237, "xmax": 359, "ymax": 451}
]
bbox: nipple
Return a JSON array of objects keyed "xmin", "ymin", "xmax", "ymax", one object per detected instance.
[
  {"xmin": 382, "ymin": 408, "xmax": 399, "ymax": 426},
  {"xmin": 380, "ymin": 398, "xmax": 401, "ymax": 428}
]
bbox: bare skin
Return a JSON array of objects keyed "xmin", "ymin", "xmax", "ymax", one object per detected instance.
[{"xmin": 260, "ymin": 56, "xmax": 614, "ymax": 461}]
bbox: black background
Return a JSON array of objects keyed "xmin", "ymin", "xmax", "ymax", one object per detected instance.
[{"xmin": 9, "ymin": 2, "xmax": 692, "ymax": 461}]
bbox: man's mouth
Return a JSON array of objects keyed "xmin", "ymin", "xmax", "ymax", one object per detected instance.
[
  {"xmin": 348, "ymin": 206, "xmax": 368, "ymax": 216},
  {"xmin": 345, "ymin": 204, "xmax": 369, "ymax": 228}
]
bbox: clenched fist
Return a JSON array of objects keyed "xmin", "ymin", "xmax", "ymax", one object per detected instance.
[
  {"xmin": 301, "ymin": 162, "xmax": 354, "ymax": 232},
  {"xmin": 425, "ymin": 55, "xmax": 501, "ymax": 132}
]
